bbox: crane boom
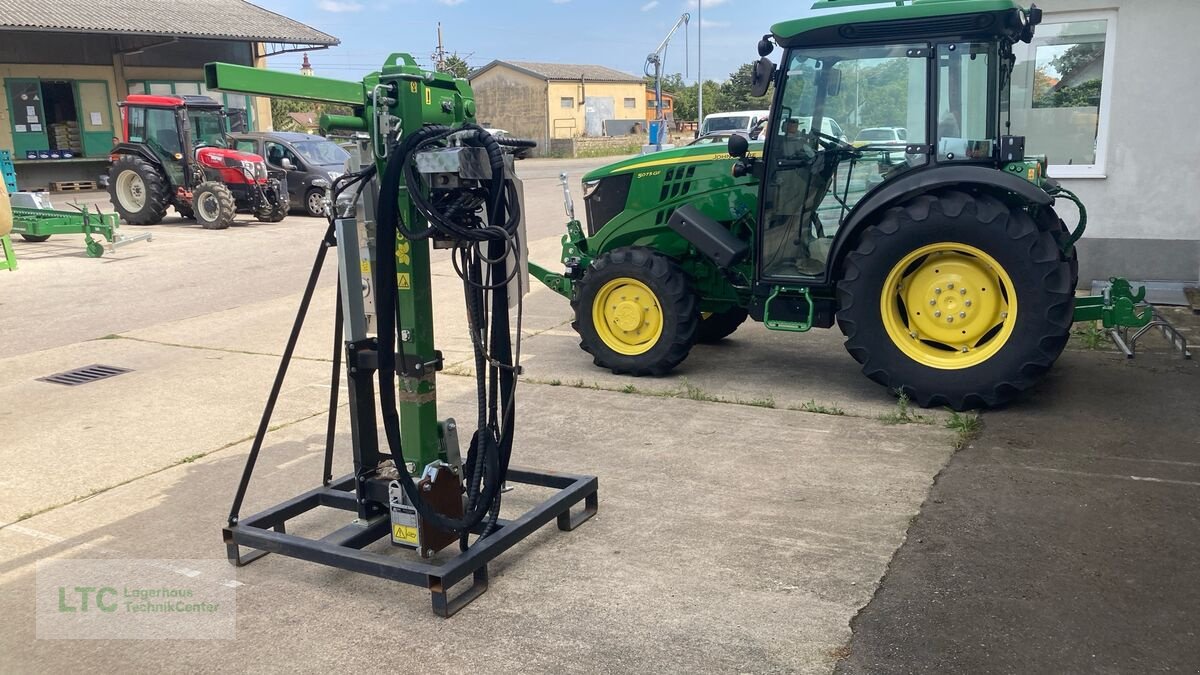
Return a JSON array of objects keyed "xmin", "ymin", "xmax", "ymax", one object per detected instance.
[{"xmin": 646, "ymin": 12, "xmax": 690, "ymax": 150}]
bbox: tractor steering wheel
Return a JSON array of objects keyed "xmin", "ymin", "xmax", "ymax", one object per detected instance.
[{"xmin": 812, "ymin": 131, "xmax": 858, "ymax": 157}]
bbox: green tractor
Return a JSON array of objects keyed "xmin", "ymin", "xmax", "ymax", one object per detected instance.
[{"xmin": 532, "ymin": 0, "xmax": 1094, "ymax": 411}]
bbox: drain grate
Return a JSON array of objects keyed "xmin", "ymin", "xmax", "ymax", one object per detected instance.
[{"xmin": 38, "ymin": 364, "xmax": 132, "ymax": 386}]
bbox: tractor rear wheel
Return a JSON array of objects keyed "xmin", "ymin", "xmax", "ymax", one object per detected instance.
[
  {"xmin": 109, "ymin": 155, "xmax": 169, "ymax": 225},
  {"xmin": 193, "ymin": 182, "xmax": 236, "ymax": 230},
  {"xmin": 835, "ymin": 190, "xmax": 1074, "ymax": 411},
  {"xmin": 573, "ymin": 246, "xmax": 698, "ymax": 376},
  {"xmin": 697, "ymin": 307, "xmax": 749, "ymax": 344}
]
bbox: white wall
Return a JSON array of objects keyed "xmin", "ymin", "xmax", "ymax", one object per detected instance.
[{"xmin": 1035, "ymin": 0, "xmax": 1199, "ymax": 281}]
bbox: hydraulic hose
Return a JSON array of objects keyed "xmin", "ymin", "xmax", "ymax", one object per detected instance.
[{"xmin": 373, "ymin": 123, "xmax": 522, "ymax": 538}]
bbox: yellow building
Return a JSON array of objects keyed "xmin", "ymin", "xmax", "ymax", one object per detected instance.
[
  {"xmin": 470, "ymin": 61, "xmax": 646, "ymax": 157},
  {"xmin": 0, "ymin": 0, "xmax": 337, "ymax": 189}
]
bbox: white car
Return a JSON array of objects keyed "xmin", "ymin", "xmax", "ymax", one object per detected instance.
[
  {"xmin": 699, "ymin": 110, "xmax": 770, "ymax": 137},
  {"xmin": 854, "ymin": 127, "xmax": 908, "ymax": 148}
]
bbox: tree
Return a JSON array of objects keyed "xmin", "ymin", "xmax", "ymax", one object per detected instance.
[
  {"xmin": 718, "ymin": 62, "xmax": 772, "ymax": 112},
  {"xmin": 438, "ymin": 54, "xmax": 471, "ymax": 79},
  {"xmin": 271, "ymin": 98, "xmax": 350, "ymax": 133}
]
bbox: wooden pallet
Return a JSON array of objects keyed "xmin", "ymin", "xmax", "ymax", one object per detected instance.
[{"xmin": 50, "ymin": 180, "xmax": 98, "ymax": 192}]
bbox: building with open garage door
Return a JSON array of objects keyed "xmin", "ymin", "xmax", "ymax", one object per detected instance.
[{"xmin": 0, "ymin": 0, "xmax": 337, "ymax": 190}]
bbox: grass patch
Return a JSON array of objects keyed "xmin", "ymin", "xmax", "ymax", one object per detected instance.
[
  {"xmin": 1072, "ymin": 322, "xmax": 1108, "ymax": 350},
  {"xmin": 945, "ymin": 410, "xmax": 983, "ymax": 449},
  {"xmin": 574, "ymin": 141, "xmax": 643, "ymax": 159},
  {"xmin": 741, "ymin": 395, "xmax": 776, "ymax": 409},
  {"xmin": 879, "ymin": 391, "xmax": 933, "ymax": 425},
  {"xmin": 795, "ymin": 399, "xmax": 846, "ymax": 416},
  {"xmin": 547, "ymin": 379, "xmax": 562, "ymax": 386},
  {"xmin": 178, "ymin": 453, "xmax": 205, "ymax": 464},
  {"xmin": 621, "ymin": 384, "xmax": 638, "ymax": 394}
]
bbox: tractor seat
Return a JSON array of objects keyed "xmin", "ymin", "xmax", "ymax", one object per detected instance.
[{"xmin": 157, "ymin": 128, "xmax": 182, "ymax": 155}]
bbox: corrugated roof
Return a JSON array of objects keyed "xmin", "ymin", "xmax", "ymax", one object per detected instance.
[
  {"xmin": 0, "ymin": 0, "xmax": 338, "ymax": 46},
  {"xmin": 471, "ymin": 60, "xmax": 642, "ymax": 83}
]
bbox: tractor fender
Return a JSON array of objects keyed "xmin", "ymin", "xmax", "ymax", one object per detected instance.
[
  {"xmin": 109, "ymin": 143, "xmax": 164, "ymax": 168},
  {"xmin": 828, "ymin": 164, "xmax": 1053, "ymax": 278}
]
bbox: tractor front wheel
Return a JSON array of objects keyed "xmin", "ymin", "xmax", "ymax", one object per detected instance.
[
  {"xmin": 836, "ymin": 190, "xmax": 1074, "ymax": 411},
  {"xmin": 109, "ymin": 155, "xmax": 169, "ymax": 225},
  {"xmin": 192, "ymin": 182, "xmax": 236, "ymax": 230},
  {"xmin": 573, "ymin": 247, "xmax": 698, "ymax": 376},
  {"xmin": 255, "ymin": 195, "xmax": 290, "ymax": 223}
]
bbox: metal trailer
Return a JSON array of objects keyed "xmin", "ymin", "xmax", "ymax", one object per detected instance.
[{"xmin": 8, "ymin": 192, "xmax": 151, "ymax": 259}]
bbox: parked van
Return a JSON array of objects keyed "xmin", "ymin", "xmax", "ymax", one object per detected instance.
[{"xmin": 698, "ymin": 110, "xmax": 770, "ymax": 137}]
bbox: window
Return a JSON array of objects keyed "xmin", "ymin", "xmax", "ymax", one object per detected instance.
[
  {"xmin": 623, "ymin": 97, "xmax": 637, "ymax": 109},
  {"xmin": 234, "ymin": 139, "xmax": 258, "ymax": 154},
  {"xmin": 936, "ymin": 42, "xmax": 997, "ymax": 161},
  {"xmin": 560, "ymin": 96, "xmax": 574, "ymax": 108},
  {"xmin": 1008, "ymin": 11, "xmax": 1116, "ymax": 177},
  {"xmin": 264, "ymin": 141, "xmax": 300, "ymax": 168}
]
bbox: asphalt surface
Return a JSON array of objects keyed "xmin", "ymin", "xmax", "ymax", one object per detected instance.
[{"xmin": 837, "ymin": 333, "xmax": 1200, "ymax": 674}]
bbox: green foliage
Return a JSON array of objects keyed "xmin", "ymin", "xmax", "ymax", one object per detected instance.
[
  {"xmin": 438, "ymin": 54, "xmax": 471, "ymax": 80},
  {"xmin": 1035, "ymin": 78, "xmax": 1102, "ymax": 109},
  {"xmin": 270, "ymin": 98, "xmax": 350, "ymax": 133},
  {"xmin": 574, "ymin": 140, "xmax": 643, "ymax": 158},
  {"xmin": 820, "ymin": 57, "xmax": 914, "ymax": 137},
  {"xmin": 1073, "ymin": 323, "xmax": 1108, "ymax": 350},
  {"xmin": 796, "ymin": 399, "xmax": 846, "ymax": 416},
  {"xmin": 718, "ymin": 62, "xmax": 773, "ymax": 112},
  {"xmin": 945, "ymin": 411, "xmax": 983, "ymax": 450},
  {"xmin": 879, "ymin": 391, "xmax": 932, "ymax": 425}
]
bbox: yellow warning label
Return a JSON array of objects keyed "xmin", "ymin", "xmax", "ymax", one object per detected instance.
[
  {"xmin": 425, "ymin": 88, "xmax": 432, "ymax": 106},
  {"xmin": 397, "ymin": 273, "xmax": 411, "ymax": 290},
  {"xmin": 409, "ymin": 81, "xmax": 418, "ymax": 94},
  {"xmin": 396, "ymin": 240, "xmax": 411, "ymax": 265},
  {"xmin": 392, "ymin": 524, "xmax": 419, "ymax": 544},
  {"xmin": 360, "ymin": 260, "xmax": 371, "ymax": 274}
]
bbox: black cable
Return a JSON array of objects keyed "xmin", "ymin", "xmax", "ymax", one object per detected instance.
[{"xmin": 374, "ymin": 123, "xmax": 525, "ymax": 538}]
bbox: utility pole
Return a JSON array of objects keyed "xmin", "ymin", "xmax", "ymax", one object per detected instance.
[
  {"xmin": 696, "ymin": 0, "xmax": 703, "ymax": 136},
  {"xmin": 432, "ymin": 22, "xmax": 447, "ymax": 71}
]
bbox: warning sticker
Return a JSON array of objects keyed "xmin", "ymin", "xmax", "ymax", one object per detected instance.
[
  {"xmin": 392, "ymin": 524, "xmax": 419, "ymax": 545},
  {"xmin": 397, "ymin": 273, "xmax": 411, "ymax": 290}
]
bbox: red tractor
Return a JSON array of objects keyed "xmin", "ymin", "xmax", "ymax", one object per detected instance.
[{"xmin": 107, "ymin": 95, "xmax": 288, "ymax": 230}]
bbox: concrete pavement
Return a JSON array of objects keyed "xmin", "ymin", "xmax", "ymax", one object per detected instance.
[{"xmin": 0, "ymin": 157, "xmax": 964, "ymax": 672}]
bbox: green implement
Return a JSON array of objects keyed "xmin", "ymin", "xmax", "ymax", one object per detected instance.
[{"xmin": 11, "ymin": 203, "xmax": 151, "ymax": 258}]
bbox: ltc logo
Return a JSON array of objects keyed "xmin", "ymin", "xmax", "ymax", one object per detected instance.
[
  {"xmin": 395, "ymin": 241, "xmax": 411, "ymax": 266},
  {"xmin": 58, "ymin": 586, "xmax": 118, "ymax": 613}
]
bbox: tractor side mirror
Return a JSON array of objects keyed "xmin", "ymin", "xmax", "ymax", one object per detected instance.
[
  {"xmin": 824, "ymin": 68, "xmax": 843, "ymax": 97},
  {"xmin": 728, "ymin": 133, "xmax": 749, "ymax": 159},
  {"xmin": 750, "ymin": 57, "xmax": 775, "ymax": 98}
]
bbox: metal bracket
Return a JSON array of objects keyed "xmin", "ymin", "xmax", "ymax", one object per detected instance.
[{"xmin": 1110, "ymin": 308, "xmax": 1192, "ymax": 360}]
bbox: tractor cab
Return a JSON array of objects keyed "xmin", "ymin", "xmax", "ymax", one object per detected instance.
[
  {"xmin": 732, "ymin": 0, "xmax": 1046, "ymax": 285},
  {"xmin": 109, "ymin": 95, "xmax": 287, "ymax": 229}
]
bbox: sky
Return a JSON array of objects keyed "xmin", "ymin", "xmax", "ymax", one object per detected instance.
[{"xmin": 251, "ymin": 0, "xmax": 827, "ymax": 85}]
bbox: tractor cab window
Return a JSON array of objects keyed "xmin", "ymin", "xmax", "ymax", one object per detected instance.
[
  {"xmin": 188, "ymin": 108, "xmax": 228, "ymax": 148},
  {"xmin": 936, "ymin": 42, "xmax": 997, "ymax": 161},
  {"xmin": 760, "ymin": 44, "xmax": 928, "ymax": 280}
]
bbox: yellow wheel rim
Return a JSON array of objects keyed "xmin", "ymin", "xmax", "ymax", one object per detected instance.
[
  {"xmin": 592, "ymin": 277, "xmax": 664, "ymax": 356},
  {"xmin": 880, "ymin": 243, "xmax": 1017, "ymax": 370}
]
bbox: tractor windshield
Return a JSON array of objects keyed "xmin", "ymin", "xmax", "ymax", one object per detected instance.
[
  {"xmin": 189, "ymin": 108, "xmax": 228, "ymax": 148},
  {"xmin": 759, "ymin": 44, "xmax": 929, "ymax": 280}
]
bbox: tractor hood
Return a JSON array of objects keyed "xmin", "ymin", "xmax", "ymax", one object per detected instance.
[
  {"xmin": 582, "ymin": 142, "xmax": 763, "ymax": 183},
  {"xmin": 196, "ymin": 147, "xmax": 266, "ymax": 165}
]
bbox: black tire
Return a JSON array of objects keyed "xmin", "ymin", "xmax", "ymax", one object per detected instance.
[
  {"xmin": 1038, "ymin": 209, "xmax": 1081, "ymax": 290},
  {"xmin": 836, "ymin": 190, "xmax": 1074, "ymax": 411},
  {"xmin": 572, "ymin": 246, "xmax": 698, "ymax": 376},
  {"xmin": 697, "ymin": 306, "xmax": 749, "ymax": 344},
  {"xmin": 175, "ymin": 201, "xmax": 195, "ymax": 220},
  {"xmin": 108, "ymin": 154, "xmax": 169, "ymax": 225},
  {"xmin": 192, "ymin": 182, "xmax": 236, "ymax": 230},
  {"xmin": 256, "ymin": 195, "xmax": 290, "ymax": 223},
  {"xmin": 303, "ymin": 189, "xmax": 327, "ymax": 217},
  {"xmin": 20, "ymin": 233, "xmax": 51, "ymax": 242}
]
